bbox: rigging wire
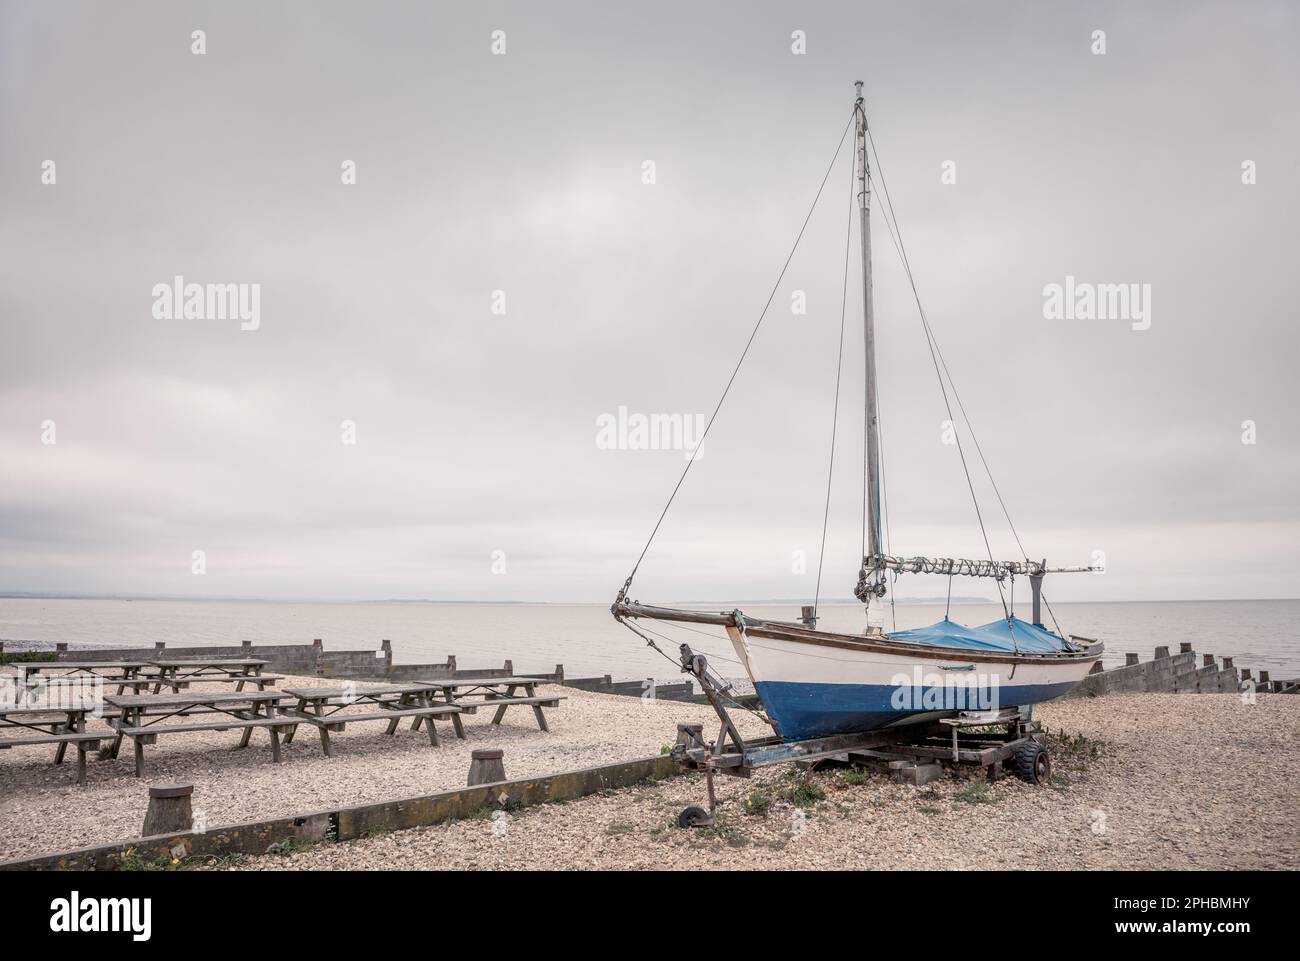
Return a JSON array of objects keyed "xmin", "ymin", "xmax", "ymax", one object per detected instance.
[
  {"xmin": 863, "ymin": 119, "xmax": 1011, "ymax": 624},
  {"xmin": 863, "ymin": 120, "xmax": 1069, "ymax": 641},
  {"xmin": 619, "ymin": 110, "xmax": 857, "ymax": 596},
  {"xmin": 619, "ymin": 617, "xmax": 769, "ymax": 722},
  {"xmin": 813, "ymin": 129, "xmax": 858, "ymax": 617},
  {"xmin": 876, "ymin": 353, "xmax": 898, "ymax": 631}
]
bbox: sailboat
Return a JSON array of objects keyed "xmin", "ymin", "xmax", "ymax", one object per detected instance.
[{"xmin": 611, "ymin": 84, "xmax": 1103, "ymax": 742}]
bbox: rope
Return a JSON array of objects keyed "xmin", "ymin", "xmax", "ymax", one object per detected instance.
[
  {"xmin": 619, "ymin": 110, "xmax": 857, "ymax": 598},
  {"xmin": 813, "ymin": 132, "xmax": 858, "ymax": 617}
]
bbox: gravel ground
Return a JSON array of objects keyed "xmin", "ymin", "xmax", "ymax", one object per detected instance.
[
  {"xmin": 0, "ymin": 674, "xmax": 768, "ymax": 862},
  {"xmin": 206, "ymin": 692, "xmax": 1300, "ymax": 871}
]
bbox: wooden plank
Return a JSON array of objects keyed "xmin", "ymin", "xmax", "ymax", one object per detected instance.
[
  {"xmin": 146, "ymin": 658, "xmax": 268, "ymax": 667},
  {"xmin": 280, "ymin": 707, "xmax": 460, "ymax": 725},
  {"xmin": 420, "ymin": 676, "xmax": 547, "ymax": 688},
  {"xmin": 460, "ymin": 696, "xmax": 563, "ymax": 707},
  {"xmin": 104, "ymin": 691, "xmax": 287, "ymax": 709},
  {"xmin": 115, "ymin": 719, "xmax": 298, "ymax": 736},
  {"xmin": 282, "ymin": 683, "xmax": 448, "ymax": 699},
  {"xmin": 22, "ymin": 662, "xmax": 150, "ymax": 673},
  {"xmin": 0, "ymin": 733, "xmax": 104, "ymax": 747}
]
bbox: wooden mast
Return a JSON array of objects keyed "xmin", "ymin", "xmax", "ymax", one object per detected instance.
[{"xmin": 856, "ymin": 83, "xmax": 883, "ymax": 599}]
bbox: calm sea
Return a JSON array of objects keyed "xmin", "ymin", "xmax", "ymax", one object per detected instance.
[{"xmin": 1, "ymin": 597, "xmax": 1297, "ymax": 682}]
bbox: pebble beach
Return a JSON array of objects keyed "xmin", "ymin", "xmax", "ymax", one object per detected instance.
[
  {"xmin": 213, "ymin": 692, "xmax": 1299, "ymax": 871},
  {"xmin": 0, "ymin": 675, "xmax": 767, "ymax": 863},
  {"xmin": 3, "ymin": 676, "xmax": 1295, "ymax": 869}
]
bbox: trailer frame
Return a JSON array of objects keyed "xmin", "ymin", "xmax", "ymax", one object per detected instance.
[{"xmin": 671, "ymin": 643, "xmax": 1052, "ymax": 827}]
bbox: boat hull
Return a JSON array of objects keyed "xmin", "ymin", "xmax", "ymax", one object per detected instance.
[{"xmin": 727, "ymin": 622, "xmax": 1101, "ymax": 741}]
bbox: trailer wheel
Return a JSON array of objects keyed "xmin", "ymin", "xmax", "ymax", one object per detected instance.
[
  {"xmin": 1013, "ymin": 741, "xmax": 1051, "ymax": 785},
  {"xmin": 676, "ymin": 805, "xmax": 712, "ymax": 829}
]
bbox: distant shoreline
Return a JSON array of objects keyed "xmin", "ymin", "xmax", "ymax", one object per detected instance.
[{"xmin": 1, "ymin": 592, "xmax": 1296, "ymax": 606}]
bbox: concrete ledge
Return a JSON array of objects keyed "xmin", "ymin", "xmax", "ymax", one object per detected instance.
[{"xmin": 0, "ymin": 754, "xmax": 680, "ymax": 871}]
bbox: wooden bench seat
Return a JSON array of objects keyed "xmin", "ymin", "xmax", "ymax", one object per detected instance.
[
  {"xmin": 467, "ymin": 694, "xmax": 565, "ymax": 731},
  {"xmin": 114, "ymin": 717, "xmax": 299, "ymax": 776},
  {"xmin": 473, "ymin": 696, "xmax": 565, "ymax": 707},
  {"xmin": 281, "ymin": 704, "xmax": 460, "ymax": 753},
  {"xmin": 0, "ymin": 732, "xmax": 106, "ymax": 747},
  {"xmin": 114, "ymin": 718, "xmax": 297, "ymax": 738},
  {"xmin": 151, "ymin": 673, "xmax": 284, "ymax": 684},
  {"xmin": 143, "ymin": 673, "xmax": 283, "ymax": 692},
  {"xmin": 283, "ymin": 705, "xmax": 462, "ymax": 727},
  {"xmin": 0, "ymin": 733, "xmax": 105, "ymax": 784}
]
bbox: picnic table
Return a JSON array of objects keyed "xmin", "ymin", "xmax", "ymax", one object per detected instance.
[
  {"xmin": 103, "ymin": 690, "xmax": 295, "ymax": 777},
  {"xmin": 0, "ymin": 702, "xmax": 104, "ymax": 783},
  {"xmin": 14, "ymin": 659, "xmax": 155, "ymax": 697},
  {"xmin": 281, "ymin": 684, "xmax": 471, "ymax": 755},
  {"xmin": 144, "ymin": 657, "xmax": 279, "ymax": 693},
  {"xmin": 421, "ymin": 676, "xmax": 564, "ymax": 732}
]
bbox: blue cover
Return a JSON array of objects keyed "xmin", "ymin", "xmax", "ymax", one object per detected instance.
[{"xmin": 887, "ymin": 615, "xmax": 1071, "ymax": 654}]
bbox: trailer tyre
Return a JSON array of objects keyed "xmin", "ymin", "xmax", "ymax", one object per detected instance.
[
  {"xmin": 677, "ymin": 805, "xmax": 711, "ymax": 829},
  {"xmin": 1013, "ymin": 741, "xmax": 1051, "ymax": 785}
]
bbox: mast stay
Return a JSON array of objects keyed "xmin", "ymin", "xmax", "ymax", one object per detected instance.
[{"xmin": 614, "ymin": 83, "xmax": 1097, "ymax": 639}]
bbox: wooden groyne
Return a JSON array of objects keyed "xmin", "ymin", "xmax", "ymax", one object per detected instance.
[
  {"xmin": 3, "ymin": 638, "xmax": 1293, "ymax": 699},
  {"xmin": 1069, "ymin": 642, "xmax": 1297, "ymax": 697}
]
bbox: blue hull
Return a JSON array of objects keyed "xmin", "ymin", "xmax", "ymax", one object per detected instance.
[{"xmin": 754, "ymin": 679, "xmax": 1081, "ymax": 741}]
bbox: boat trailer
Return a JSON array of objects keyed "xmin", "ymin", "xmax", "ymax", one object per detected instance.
[{"xmin": 671, "ymin": 644, "xmax": 1053, "ymax": 828}]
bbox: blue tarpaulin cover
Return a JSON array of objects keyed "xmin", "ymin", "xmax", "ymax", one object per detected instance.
[{"xmin": 887, "ymin": 615, "xmax": 1073, "ymax": 654}]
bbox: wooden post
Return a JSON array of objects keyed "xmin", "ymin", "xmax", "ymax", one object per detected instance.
[
  {"xmin": 1222, "ymin": 657, "xmax": 1234, "ymax": 670},
  {"xmin": 1179, "ymin": 642, "xmax": 1193, "ymax": 654},
  {"xmin": 676, "ymin": 723, "xmax": 705, "ymax": 749},
  {"xmin": 467, "ymin": 749, "xmax": 506, "ymax": 786},
  {"xmin": 143, "ymin": 783, "xmax": 194, "ymax": 836},
  {"xmin": 1125, "ymin": 653, "xmax": 1139, "ymax": 666},
  {"xmin": 1203, "ymin": 654, "xmax": 1216, "ymax": 667},
  {"xmin": 1154, "ymin": 646, "xmax": 1170, "ymax": 660}
]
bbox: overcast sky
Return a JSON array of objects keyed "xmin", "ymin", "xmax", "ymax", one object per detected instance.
[{"xmin": 1, "ymin": 1, "xmax": 1296, "ymax": 604}]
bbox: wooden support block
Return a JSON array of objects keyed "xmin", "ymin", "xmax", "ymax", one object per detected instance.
[
  {"xmin": 468, "ymin": 748, "xmax": 506, "ymax": 786},
  {"xmin": 143, "ymin": 783, "xmax": 193, "ymax": 835},
  {"xmin": 676, "ymin": 723, "xmax": 705, "ymax": 749}
]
